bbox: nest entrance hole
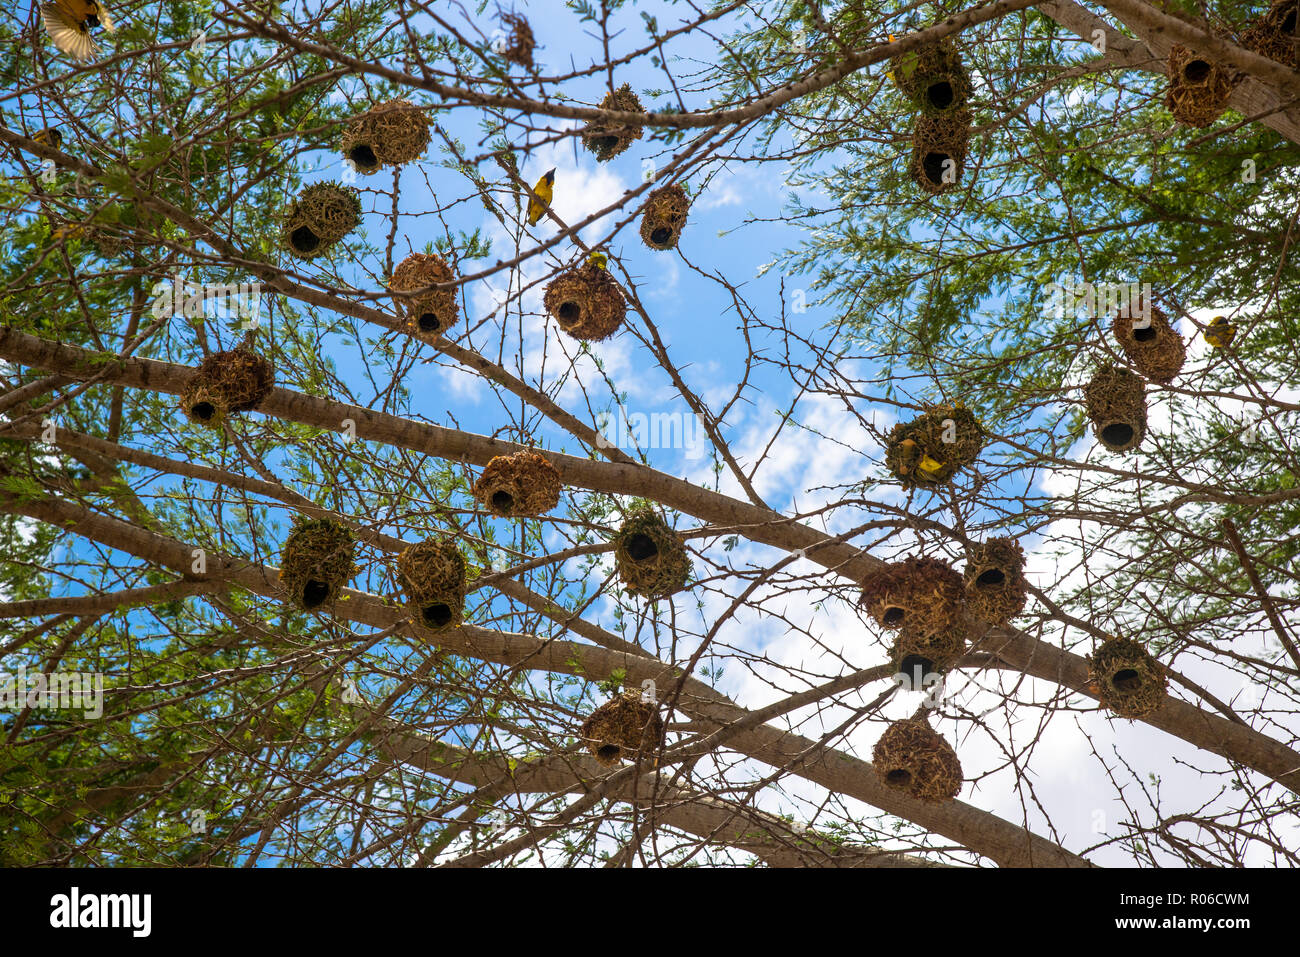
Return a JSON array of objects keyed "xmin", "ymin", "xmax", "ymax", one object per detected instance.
[
  {"xmin": 1112, "ymin": 668, "xmax": 1143, "ymax": 692},
  {"xmin": 422, "ymin": 603, "xmax": 453, "ymax": 628},
  {"xmin": 1133, "ymin": 325, "xmax": 1157, "ymax": 342},
  {"xmin": 557, "ymin": 301, "xmax": 581, "ymax": 326},
  {"xmin": 348, "ymin": 145, "xmax": 380, "ymax": 172},
  {"xmin": 923, "ymin": 152, "xmax": 951, "ymax": 185},
  {"xmin": 302, "ymin": 580, "xmax": 331, "ymax": 609},
  {"xmin": 290, "ymin": 226, "xmax": 321, "ymax": 253},
  {"xmin": 976, "ymin": 568, "xmax": 1006, "ymax": 588},
  {"xmin": 491, "ymin": 491, "xmax": 514, "ymax": 512},
  {"xmin": 597, "ymin": 745, "xmax": 621, "ymax": 763},
  {"xmin": 191, "ymin": 401, "xmax": 216, "ymax": 422},
  {"xmin": 650, "ymin": 227, "xmax": 672, "ymax": 246},
  {"xmin": 882, "ymin": 606, "xmax": 905, "ymax": 626},
  {"xmin": 925, "ymin": 81, "xmax": 954, "ymax": 110},
  {"xmin": 418, "ymin": 312, "xmax": 441, "ymax": 333},
  {"xmin": 589, "ymin": 135, "xmax": 619, "ymax": 154},
  {"xmin": 1285, "ymin": 11, "xmax": 1298, "ymax": 33},
  {"xmin": 1183, "ymin": 60, "xmax": 1212, "ymax": 83},
  {"xmin": 886, "ymin": 768, "xmax": 913, "ymax": 787},
  {"xmin": 898, "ymin": 654, "xmax": 935, "ymax": 679},
  {"xmin": 1101, "ymin": 423, "xmax": 1135, "ymax": 448},
  {"xmin": 626, "ymin": 533, "xmax": 658, "ymax": 562}
]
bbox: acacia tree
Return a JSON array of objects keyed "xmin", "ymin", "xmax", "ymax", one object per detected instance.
[{"xmin": 0, "ymin": 0, "xmax": 1296, "ymax": 867}]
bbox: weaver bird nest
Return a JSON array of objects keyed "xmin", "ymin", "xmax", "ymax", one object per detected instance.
[
  {"xmin": 279, "ymin": 518, "xmax": 357, "ymax": 611},
  {"xmin": 1111, "ymin": 308, "xmax": 1186, "ymax": 385},
  {"xmin": 1083, "ymin": 365, "xmax": 1147, "ymax": 453},
  {"xmin": 1164, "ymin": 45, "xmax": 1236, "ymax": 128},
  {"xmin": 181, "ymin": 348, "xmax": 274, "ymax": 428},
  {"xmin": 884, "ymin": 403, "xmax": 984, "ymax": 485},
  {"xmin": 498, "ymin": 12, "xmax": 535, "ymax": 68},
  {"xmin": 860, "ymin": 556, "xmax": 967, "ymax": 675},
  {"xmin": 640, "ymin": 183, "xmax": 691, "ymax": 251},
  {"xmin": 581, "ymin": 83, "xmax": 645, "ymax": 162},
  {"xmin": 910, "ymin": 109, "xmax": 971, "ymax": 195},
  {"xmin": 1242, "ymin": 0, "xmax": 1299, "ymax": 68},
  {"xmin": 472, "ymin": 448, "xmax": 562, "ymax": 517},
  {"xmin": 340, "ymin": 99, "xmax": 430, "ymax": 174},
  {"xmin": 397, "ymin": 539, "xmax": 467, "ymax": 633},
  {"xmin": 613, "ymin": 508, "xmax": 691, "ymax": 599},
  {"xmin": 963, "ymin": 537, "xmax": 1027, "ymax": 626},
  {"xmin": 579, "ymin": 689, "xmax": 665, "ymax": 767},
  {"xmin": 872, "ymin": 718, "xmax": 963, "ymax": 804},
  {"xmin": 543, "ymin": 262, "xmax": 626, "ymax": 341},
  {"xmin": 282, "ymin": 182, "xmax": 362, "ymax": 259},
  {"xmin": 890, "ymin": 617, "xmax": 969, "ymax": 681},
  {"xmin": 389, "ymin": 252, "xmax": 459, "ymax": 340},
  {"xmin": 1088, "ymin": 636, "xmax": 1168, "ymax": 719},
  {"xmin": 891, "ymin": 37, "xmax": 973, "ymax": 115}
]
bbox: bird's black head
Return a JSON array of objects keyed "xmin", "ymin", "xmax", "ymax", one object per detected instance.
[{"xmin": 543, "ymin": 168, "xmax": 556, "ymax": 184}]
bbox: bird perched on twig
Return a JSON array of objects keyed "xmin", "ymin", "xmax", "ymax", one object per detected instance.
[
  {"xmin": 41, "ymin": 1, "xmax": 115, "ymax": 63},
  {"xmin": 526, "ymin": 168, "xmax": 555, "ymax": 226},
  {"xmin": 587, "ymin": 249, "xmax": 607, "ymax": 270},
  {"xmin": 1205, "ymin": 316, "xmax": 1236, "ymax": 349}
]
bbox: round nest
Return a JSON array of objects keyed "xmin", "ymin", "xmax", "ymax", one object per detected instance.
[
  {"xmin": 883, "ymin": 403, "xmax": 984, "ymax": 485},
  {"xmin": 1164, "ymin": 44, "xmax": 1236, "ymax": 128},
  {"xmin": 891, "ymin": 37, "xmax": 974, "ymax": 114},
  {"xmin": 860, "ymin": 556, "xmax": 965, "ymax": 636},
  {"xmin": 472, "ymin": 448, "xmax": 562, "ymax": 517},
  {"xmin": 639, "ymin": 183, "xmax": 691, "ymax": 251},
  {"xmin": 1088, "ymin": 636, "xmax": 1168, "ymax": 719},
  {"xmin": 181, "ymin": 348, "xmax": 275, "ymax": 428},
  {"xmin": 890, "ymin": 616, "xmax": 970, "ymax": 681},
  {"xmin": 579, "ymin": 689, "xmax": 665, "ymax": 767},
  {"xmin": 909, "ymin": 109, "xmax": 971, "ymax": 195},
  {"xmin": 581, "ymin": 83, "xmax": 645, "ymax": 162},
  {"xmin": 1083, "ymin": 365, "xmax": 1147, "ymax": 453},
  {"xmin": 613, "ymin": 508, "xmax": 691, "ymax": 599},
  {"xmin": 1111, "ymin": 307, "xmax": 1185, "ymax": 385},
  {"xmin": 963, "ymin": 536, "xmax": 1028, "ymax": 626},
  {"xmin": 872, "ymin": 718, "xmax": 963, "ymax": 804},
  {"xmin": 282, "ymin": 181, "xmax": 362, "ymax": 259},
  {"xmin": 397, "ymin": 538, "xmax": 467, "ymax": 633},
  {"xmin": 1241, "ymin": 0, "xmax": 1299, "ymax": 68},
  {"xmin": 499, "ymin": 12, "xmax": 535, "ymax": 68},
  {"xmin": 542, "ymin": 262, "xmax": 627, "ymax": 341},
  {"xmin": 390, "ymin": 252, "xmax": 459, "ymax": 340},
  {"xmin": 279, "ymin": 518, "xmax": 357, "ymax": 611},
  {"xmin": 340, "ymin": 98, "xmax": 431, "ymax": 174}
]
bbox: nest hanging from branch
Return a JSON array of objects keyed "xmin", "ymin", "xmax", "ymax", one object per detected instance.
[
  {"xmin": 860, "ymin": 556, "xmax": 965, "ymax": 633},
  {"xmin": 891, "ymin": 37, "xmax": 974, "ymax": 115},
  {"xmin": 883, "ymin": 403, "xmax": 984, "ymax": 485},
  {"xmin": 1241, "ymin": 0, "xmax": 1299, "ymax": 67},
  {"xmin": 579, "ymin": 689, "xmax": 665, "ymax": 768},
  {"xmin": 613, "ymin": 508, "xmax": 691, "ymax": 599},
  {"xmin": 542, "ymin": 262, "xmax": 626, "ymax": 341},
  {"xmin": 909, "ymin": 109, "xmax": 971, "ymax": 195},
  {"xmin": 282, "ymin": 182, "xmax": 362, "ymax": 259},
  {"xmin": 1083, "ymin": 365, "xmax": 1147, "ymax": 453},
  {"xmin": 181, "ymin": 348, "xmax": 274, "ymax": 428},
  {"xmin": 279, "ymin": 518, "xmax": 357, "ymax": 611},
  {"xmin": 580, "ymin": 83, "xmax": 645, "ymax": 161},
  {"xmin": 1088, "ymin": 636, "xmax": 1168, "ymax": 719},
  {"xmin": 639, "ymin": 183, "xmax": 691, "ymax": 251},
  {"xmin": 397, "ymin": 539, "xmax": 467, "ymax": 633},
  {"xmin": 389, "ymin": 252, "xmax": 459, "ymax": 340},
  {"xmin": 340, "ymin": 99, "xmax": 431, "ymax": 175},
  {"xmin": 889, "ymin": 617, "xmax": 969, "ymax": 682},
  {"xmin": 1111, "ymin": 308, "xmax": 1186, "ymax": 385},
  {"xmin": 963, "ymin": 537, "xmax": 1027, "ymax": 626},
  {"xmin": 872, "ymin": 718, "xmax": 963, "ymax": 803},
  {"xmin": 1164, "ymin": 44, "xmax": 1237, "ymax": 128},
  {"xmin": 472, "ymin": 448, "xmax": 562, "ymax": 517},
  {"xmin": 498, "ymin": 12, "xmax": 535, "ymax": 67}
]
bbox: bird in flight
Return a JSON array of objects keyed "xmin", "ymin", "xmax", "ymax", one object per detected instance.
[{"xmin": 41, "ymin": 1, "xmax": 115, "ymax": 63}]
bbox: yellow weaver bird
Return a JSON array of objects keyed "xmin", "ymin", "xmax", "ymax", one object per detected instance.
[
  {"xmin": 41, "ymin": 0, "xmax": 115, "ymax": 63},
  {"xmin": 916, "ymin": 454, "xmax": 947, "ymax": 481},
  {"xmin": 1205, "ymin": 316, "xmax": 1236, "ymax": 349},
  {"xmin": 526, "ymin": 168, "xmax": 555, "ymax": 226},
  {"xmin": 32, "ymin": 127, "xmax": 63, "ymax": 149},
  {"xmin": 587, "ymin": 249, "xmax": 607, "ymax": 270}
]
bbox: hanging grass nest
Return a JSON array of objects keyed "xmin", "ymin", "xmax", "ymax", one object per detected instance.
[
  {"xmin": 389, "ymin": 252, "xmax": 459, "ymax": 340},
  {"xmin": 580, "ymin": 83, "xmax": 645, "ymax": 162},
  {"xmin": 963, "ymin": 537, "xmax": 1028, "ymax": 626},
  {"xmin": 1164, "ymin": 44, "xmax": 1236, "ymax": 128},
  {"xmin": 909, "ymin": 109, "xmax": 971, "ymax": 195},
  {"xmin": 890, "ymin": 616, "xmax": 969, "ymax": 681},
  {"xmin": 883, "ymin": 403, "xmax": 984, "ymax": 485},
  {"xmin": 1087, "ymin": 636, "xmax": 1168, "ymax": 719},
  {"xmin": 279, "ymin": 518, "xmax": 357, "ymax": 611},
  {"xmin": 579, "ymin": 689, "xmax": 665, "ymax": 767},
  {"xmin": 872, "ymin": 718, "xmax": 963, "ymax": 803},
  {"xmin": 282, "ymin": 181, "xmax": 362, "ymax": 259},
  {"xmin": 498, "ymin": 12, "xmax": 535, "ymax": 67},
  {"xmin": 613, "ymin": 508, "xmax": 691, "ymax": 599},
  {"xmin": 542, "ymin": 262, "xmax": 626, "ymax": 341},
  {"xmin": 472, "ymin": 448, "xmax": 562, "ymax": 517},
  {"xmin": 340, "ymin": 99, "xmax": 430, "ymax": 174},
  {"xmin": 397, "ymin": 538, "xmax": 467, "ymax": 633},
  {"xmin": 181, "ymin": 348, "xmax": 275, "ymax": 428},
  {"xmin": 860, "ymin": 556, "xmax": 965, "ymax": 634},
  {"xmin": 1083, "ymin": 365, "xmax": 1147, "ymax": 453},
  {"xmin": 1242, "ymin": 0, "xmax": 1299, "ymax": 67},
  {"xmin": 639, "ymin": 183, "xmax": 691, "ymax": 251},
  {"xmin": 891, "ymin": 37, "xmax": 974, "ymax": 115},
  {"xmin": 1111, "ymin": 308, "xmax": 1186, "ymax": 385}
]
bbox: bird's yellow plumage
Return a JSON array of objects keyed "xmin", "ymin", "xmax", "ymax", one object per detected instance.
[
  {"xmin": 41, "ymin": 1, "xmax": 114, "ymax": 63},
  {"xmin": 916, "ymin": 454, "xmax": 946, "ymax": 480},
  {"xmin": 1205, "ymin": 316, "xmax": 1236, "ymax": 349},
  {"xmin": 526, "ymin": 168, "xmax": 555, "ymax": 226},
  {"xmin": 587, "ymin": 249, "xmax": 607, "ymax": 270}
]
